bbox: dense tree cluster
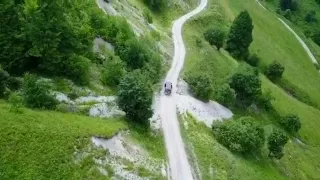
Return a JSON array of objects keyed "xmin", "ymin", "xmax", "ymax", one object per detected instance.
[{"xmin": 213, "ymin": 116, "xmax": 265, "ymax": 153}]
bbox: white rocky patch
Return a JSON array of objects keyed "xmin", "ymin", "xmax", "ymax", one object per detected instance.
[
  {"xmin": 91, "ymin": 132, "xmax": 166, "ymax": 179},
  {"xmin": 93, "ymin": 37, "xmax": 115, "ymax": 53},
  {"xmin": 176, "ymin": 80, "xmax": 233, "ymax": 128}
]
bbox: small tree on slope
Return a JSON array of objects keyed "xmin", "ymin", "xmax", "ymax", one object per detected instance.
[
  {"xmin": 117, "ymin": 70, "xmax": 153, "ymax": 126},
  {"xmin": 226, "ymin": 11, "xmax": 254, "ymax": 59},
  {"xmin": 268, "ymin": 129, "xmax": 289, "ymax": 159}
]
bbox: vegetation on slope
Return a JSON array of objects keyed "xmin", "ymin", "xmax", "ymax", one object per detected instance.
[{"xmin": 182, "ymin": 0, "xmax": 320, "ymax": 179}]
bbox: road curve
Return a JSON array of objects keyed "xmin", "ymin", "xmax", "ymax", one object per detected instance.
[{"xmin": 159, "ymin": 0, "xmax": 207, "ymax": 179}]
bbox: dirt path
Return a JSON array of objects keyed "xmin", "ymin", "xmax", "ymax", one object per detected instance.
[{"xmin": 159, "ymin": 0, "xmax": 207, "ymax": 179}]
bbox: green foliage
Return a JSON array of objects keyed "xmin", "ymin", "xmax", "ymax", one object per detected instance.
[
  {"xmin": 279, "ymin": 0, "xmax": 298, "ymax": 11},
  {"xmin": 101, "ymin": 56, "xmax": 126, "ymax": 87},
  {"xmin": 185, "ymin": 73, "xmax": 213, "ymax": 101},
  {"xmin": 283, "ymin": 9, "xmax": 292, "ymax": 20},
  {"xmin": 256, "ymin": 90, "xmax": 274, "ymax": 111},
  {"xmin": 9, "ymin": 92, "xmax": 23, "ymax": 113},
  {"xmin": 144, "ymin": 0, "xmax": 167, "ymax": 12},
  {"xmin": 267, "ymin": 129, "xmax": 289, "ymax": 159},
  {"xmin": 0, "ymin": 67, "xmax": 9, "ymax": 97},
  {"xmin": 118, "ymin": 38, "xmax": 149, "ymax": 69},
  {"xmin": 213, "ymin": 116, "xmax": 265, "ymax": 153},
  {"xmin": 229, "ymin": 66, "xmax": 261, "ymax": 107},
  {"xmin": 245, "ymin": 53, "xmax": 260, "ymax": 67},
  {"xmin": 22, "ymin": 74, "xmax": 58, "ymax": 110},
  {"xmin": 117, "ymin": 70, "xmax": 153, "ymax": 126},
  {"xmin": 226, "ymin": 11, "xmax": 253, "ymax": 59},
  {"xmin": 280, "ymin": 114, "xmax": 301, "ymax": 133},
  {"xmin": 213, "ymin": 83, "xmax": 236, "ymax": 107},
  {"xmin": 264, "ymin": 61, "xmax": 285, "ymax": 81},
  {"xmin": 305, "ymin": 10, "xmax": 317, "ymax": 23},
  {"xmin": 143, "ymin": 53, "xmax": 162, "ymax": 84},
  {"xmin": 143, "ymin": 8, "xmax": 153, "ymax": 23},
  {"xmin": 312, "ymin": 31, "xmax": 320, "ymax": 46},
  {"xmin": 7, "ymin": 77, "xmax": 22, "ymax": 91},
  {"xmin": 64, "ymin": 55, "xmax": 90, "ymax": 85},
  {"xmin": 150, "ymin": 30, "xmax": 161, "ymax": 41},
  {"xmin": 204, "ymin": 28, "xmax": 226, "ymax": 50}
]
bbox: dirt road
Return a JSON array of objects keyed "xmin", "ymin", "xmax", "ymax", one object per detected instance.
[{"xmin": 159, "ymin": 0, "xmax": 208, "ymax": 179}]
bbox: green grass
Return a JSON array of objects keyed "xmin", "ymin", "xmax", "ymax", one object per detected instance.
[
  {"xmin": 0, "ymin": 101, "xmax": 126, "ymax": 180},
  {"xmin": 182, "ymin": 0, "xmax": 320, "ymax": 179}
]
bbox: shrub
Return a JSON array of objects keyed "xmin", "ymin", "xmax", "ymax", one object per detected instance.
[
  {"xmin": 280, "ymin": 0, "xmax": 298, "ymax": 11},
  {"xmin": 256, "ymin": 90, "xmax": 274, "ymax": 111},
  {"xmin": 213, "ymin": 116, "xmax": 265, "ymax": 153},
  {"xmin": 118, "ymin": 38, "xmax": 149, "ymax": 69},
  {"xmin": 144, "ymin": 0, "xmax": 167, "ymax": 11},
  {"xmin": 214, "ymin": 84, "xmax": 236, "ymax": 107},
  {"xmin": 312, "ymin": 31, "xmax": 320, "ymax": 46},
  {"xmin": 117, "ymin": 70, "xmax": 153, "ymax": 126},
  {"xmin": 280, "ymin": 114, "xmax": 301, "ymax": 133},
  {"xmin": 9, "ymin": 92, "xmax": 23, "ymax": 113},
  {"xmin": 264, "ymin": 61, "xmax": 285, "ymax": 81},
  {"xmin": 245, "ymin": 53, "xmax": 260, "ymax": 67},
  {"xmin": 64, "ymin": 55, "xmax": 90, "ymax": 85},
  {"xmin": 22, "ymin": 74, "xmax": 58, "ymax": 110},
  {"xmin": 305, "ymin": 11, "xmax": 317, "ymax": 23},
  {"xmin": 101, "ymin": 56, "xmax": 126, "ymax": 86},
  {"xmin": 143, "ymin": 53, "xmax": 162, "ymax": 84},
  {"xmin": 204, "ymin": 28, "xmax": 226, "ymax": 50},
  {"xmin": 7, "ymin": 77, "xmax": 22, "ymax": 91},
  {"xmin": 150, "ymin": 30, "xmax": 161, "ymax": 41},
  {"xmin": 0, "ymin": 67, "xmax": 9, "ymax": 97},
  {"xmin": 229, "ymin": 66, "xmax": 261, "ymax": 107},
  {"xmin": 268, "ymin": 129, "xmax": 288, "ymax": 159},
  {"xmin": 226, "ymin": 11, "xmax": 253, "ymax": 59},
  {"xmin": 185, "ymin": 73, "xmax": 212, "ymax": 101},
  {"xmin": 283, "ymin": 9, "xmax": 292, "ymax": 20},
  {"xmin": 143, "ymin": 9, "xmax": 153, "ymax": 23}
]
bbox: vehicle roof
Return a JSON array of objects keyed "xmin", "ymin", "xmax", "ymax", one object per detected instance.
[{"xmin": 165, "ymin": 81, "xmax": 172, "ymax": 85}]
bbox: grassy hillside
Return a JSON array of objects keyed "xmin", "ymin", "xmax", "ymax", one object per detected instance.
[
  {"xmin": 0, "ymin": 101, "xmax": 126, "ymax": 179},
  {"xmin": 182, "ymin": 0, "xmax": 320, "ymax": 179}
]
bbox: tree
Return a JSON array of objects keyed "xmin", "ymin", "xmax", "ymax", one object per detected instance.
[
  {"xmin": 144, "ymin": 0, "xmax": 167, "ymax": 11},
  {"xmin": 268, "ymin": 129, "xmax": 288, "ymax": 159},
  {"xmin": 22, "ymin": 74, "xmax": 58, "ymax": 110},
  {"xmin": 213, "ymin": 116, "xmax": 265, "ymax": 153},
  {"xmin": 226, "ymin": 11, "xmax": 253, "ymax": 59},
  {"xmin": 214, "ymin": 83, "xmax": 236, "ymax": 107},
  {"xmin": 305, "ymin": 11, "xmax": 317, "ymax": 23},
  {"xmin": 279, "ymin": 0, "xmax": 298, "ymax": 11},
  {"xmin": 204, "ymin": 28, "xmax": 226, "ymax": 50},
  {"xmin": 185, "ymin": 73, "xmax": 212, "ymax": 101},
  {"xmin": 229, "ymin": 66, "xmax": 261, "ymax": 107},
  {"xmin": 312, "ymin": 31, "xmax": 320, "ymax": 46},
  {"xmin": 245, "ymin": 53, "xmax": 260, "ymax": 67},
  {"xmin": 0, "ymin": 67, "xmax": 9, "ymax": 97},
  {"xmin": 264, "ymin": 61, "xmax": 285, "ymax": 81},
  {"xmin": 280, "ymin": 114, "xmax": 301, "ymax": 133},
  {"xmin": 101, "ymin": 56, "xmax": 126, "ymax": 86},
  {"xmin": 117, "ymin": 70, "xmax": 153, "ymax": 126},
  {"xmin": 118, "ymin": 38, "xmax": 149, "ymax": 69}
]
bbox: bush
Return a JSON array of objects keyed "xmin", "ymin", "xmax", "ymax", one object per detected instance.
[
  {"xmin": 213, "ymin": 116, "xmax": 265, "ymax": 153},
  {"xmin": 101, "ymin": 56, "xmax": 126, "ymax": 86},
  {"xmin": 214, "ymin": 84, "xmax": 236, "ymax": 107},
  {"xmin": 150, "ymin": 30, "xmax": 161, "ymax": 41},
  {"xmin": 7, "ymin": 77, "xmax": 22, "ymax": 91},
  {"xmin": 9, "ymin": 92, "xmax": 23, "ymax": 113},
  {"xmin": 280, "ymin": 0, "xmax": 298, "ymax": 11},
  {"xmin": 143, "ymin": 9, "xmax": 153, "ymax": 23},
  {"xmin": 64, "ymin": 55, "xmax": 90, "ymax": 85},
  {"xmin": 144, "ymin": 0, "xmax": 167, "ymax": 11},
  {"xmin": 185, "ymin": 73, "xmax": 212, "ymax": 101},
  {"xmin": 312, "ymin": 31, "xmax": 320, "ymax": 46},
  {"xmin": 0, "ymin": 67, "xmax": 9, "ymax": 97},
  {"xmin": 117, "ymin": 70, "xmax": 153, "ymax": 126},
  {"xmin": 280, "ymin": 114, "xmax": 301, "ymax": 133},
  {"xmin": 118, "ymin": 38, "xmax": 149, "ymax": 69},
  {"xmin": 267, "ymin": 129, "xmax": 288, "ymax": 159},
  {"xmin": 229, "ymin": 66, "xmax": 262, "ymax": 107},
  {"xmin": 143, "ymin": 53, "xmax": 162, "ymax": 84},
  {"xmin": 204, "ymin": 28, "xmax": 226, "ymax": 50},
  {"xmin": 305, "ymin": 11, "xmax": 317, "ymax": 23},
  {"xmin": 256, "ymin": 90, "xmax": 274, "ymax": 111},
  {"xmin": 245, "ymin": 53, "xmax": 260, "ymax": 67},
  {"xmin": 226, "ymin": 11, "xmax": 253, "ymax": 59},
  {"xmin": 283, "ymin": 9, "xmax": 292, "ymax": 20},
  {"xmin": 22, "ymin": 74, "xmax": 58, "ymax": 110},
  {"xmin": 264, "ymin": 61, "xmax": 285, "ymax": 81}
]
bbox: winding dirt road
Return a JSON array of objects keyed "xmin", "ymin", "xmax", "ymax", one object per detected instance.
[{"xmin": 159, "ymin": 0, "xmax": 207, "ymax": 179}]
